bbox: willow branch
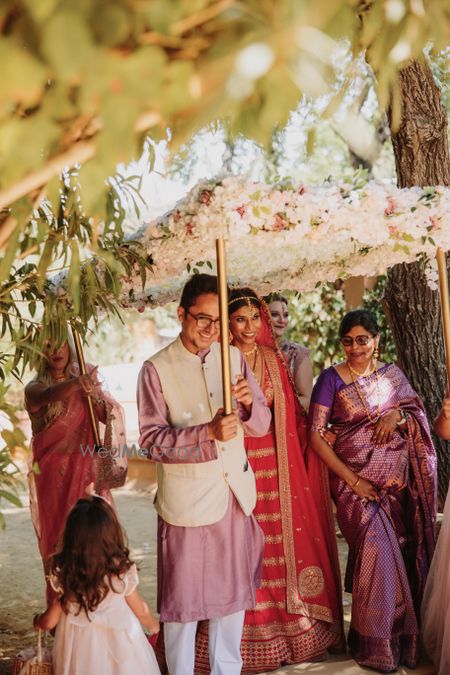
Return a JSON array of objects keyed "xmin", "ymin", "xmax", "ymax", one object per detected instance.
[
  {"xmin": 0, "ymin": 141, "xmax": 95, "ymax": 214},
  {"xmin": 171, "ymin": 0, "xmax": 235, "ymax": 35},
  {"xmin": 0, "ymin": 110, "xmax": 162, "ymax": 228}
]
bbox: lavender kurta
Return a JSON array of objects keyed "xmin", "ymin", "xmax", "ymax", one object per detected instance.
[{"xmin": 137, "ymin": 348, "xmax": 271, "ymax": 622}]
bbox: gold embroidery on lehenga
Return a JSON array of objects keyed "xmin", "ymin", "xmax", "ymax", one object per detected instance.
[
  {"xmin": 263, "ymin": 556, "xmax": 285, "ymax": 566},
  {"xmin": 298, "ymin": 566, "xmax": 325, "ymax": 597},
  {"xmin": 301, "ymin": 603, "xmax": 333, "ymax": 622},
  {"xmin": 257, "ymin": 490, "xmax": 279, "ymax": 500},
  {"xmin": 255, "ymin": 468, "xmax": 278, "ymax": 479},
  {"xmin": 241, "ymin": 617, "xmax": 320, "ymax": 638},
  {"xmin": 247, "ymin": 447, "xmax": 276, "ymax": 459},
  {"xmin": 265, "ymin": 533, "xmax": 283, "ymax": 544},
  {"xmin": 256, "ymin": 512, "xmax": 282, "ymax": 522},
  {"xmin": 261, "ymin": 578, "xmax": 286, "ymax": 588},
  {"xmin": 255, "ymin": 600, "xmax": 285, "ymax": 611}
]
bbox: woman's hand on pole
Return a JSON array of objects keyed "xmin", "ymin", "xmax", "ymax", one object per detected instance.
[
  {"xmin": 232, "ymin": 374, "xmax": 253, "ymax": 409},
  {"xmin": 78, "ymin": 366, "xmax": 100, "ymax": 395}
]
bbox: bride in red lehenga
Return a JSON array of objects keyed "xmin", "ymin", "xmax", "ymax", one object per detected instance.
[{"xmin": 195, "ymin": 288, "xmax": 344, "ymax": 673}]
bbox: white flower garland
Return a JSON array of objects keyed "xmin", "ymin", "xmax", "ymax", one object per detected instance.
[{"xmin": 117, "ymin": 176, "xmax": 450, "ymax": 308}]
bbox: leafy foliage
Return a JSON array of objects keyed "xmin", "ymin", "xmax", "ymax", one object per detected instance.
[
  {"xmin": 0, "ymin": 0, "xmax": 448, "ymax": 217},
  {"xmin": 0, "ymin": 381, "xmax": 24, "ymax": 528},
  {"xmin": 0, "ymin": 170, "xmax": 153, "ymax": 522},
  {"xmin": 0, "ymin": 170, "xmax": 152, "ymax": 378}
]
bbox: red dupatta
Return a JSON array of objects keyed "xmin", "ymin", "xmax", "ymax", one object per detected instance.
[{"xmin": 257, "ymin": 301, "xmax": 344, "ymax": 642}]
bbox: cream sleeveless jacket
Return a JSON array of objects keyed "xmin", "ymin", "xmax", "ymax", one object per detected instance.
[{"xmin": 149, "ymin": 336, "xmax": 257, "ymax": 527}]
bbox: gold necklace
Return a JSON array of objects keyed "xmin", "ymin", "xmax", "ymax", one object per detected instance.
[
  {"xmin": 347, "ymin": 360, "xmax": 381, "ymax": 424},
  {"xmin": 244, "ymin": 345, "xmax": 263, "ymax": 387},
  {"xmin": 242, "ymin": 345, "xmax": 258, "ymax": 358},
  {"xmin": 346, "ymin": 360, "xmax": 376, "ymax": 378}
]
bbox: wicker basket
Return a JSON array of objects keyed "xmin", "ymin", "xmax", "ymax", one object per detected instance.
[{"xmin": 12, "ymin": 631, "xmax": 53, "ymax": 675}]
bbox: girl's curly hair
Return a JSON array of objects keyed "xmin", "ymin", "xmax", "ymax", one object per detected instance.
[{"xmin": 49, "ymin": 496, "xmax": 133, "ymax": 617}]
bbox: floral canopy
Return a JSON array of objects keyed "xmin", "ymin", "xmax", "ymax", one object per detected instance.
[{"xmin": 116, "ymin": 176, "xmax": 450, "ymax": 308}]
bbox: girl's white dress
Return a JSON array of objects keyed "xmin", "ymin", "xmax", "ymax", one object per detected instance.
[
  {"xmin": 422, "ymin": 486, "xmax": 450, "ymax": 675},
  {"xmin": 52, "ymin": 564, "xmax": 160, "ymax": 675}
]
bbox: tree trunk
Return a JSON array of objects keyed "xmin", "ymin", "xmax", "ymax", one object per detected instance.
[{"xmin": 384, "ymin": 59, "xmax": 450, "ymax": 503}]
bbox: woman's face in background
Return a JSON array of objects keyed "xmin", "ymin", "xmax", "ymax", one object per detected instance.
[
  {"xmin": 45, "ymin": 340, "xmax": 70, "ymax": 371},
  {"xmin": 269, "ymin": 301, "xmax": 289, "ymax": 339}
]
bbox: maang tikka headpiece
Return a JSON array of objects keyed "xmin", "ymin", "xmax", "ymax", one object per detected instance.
[{"xmin": 228, "ymin": 296, "xmax": 257, "ymax": 309}]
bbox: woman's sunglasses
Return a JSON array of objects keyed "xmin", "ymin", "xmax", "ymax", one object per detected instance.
[{"xmin": 340, "ymin": 335, "xmax": 373, "ymax": 347}]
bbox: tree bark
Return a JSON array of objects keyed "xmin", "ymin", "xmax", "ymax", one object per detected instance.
[{"xmin": 384, "ymin": 59, "xmax": 450, "ymax": 503}]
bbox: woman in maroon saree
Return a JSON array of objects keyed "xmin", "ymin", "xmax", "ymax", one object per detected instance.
[
  {"xmin": 309, "ymin": 309, "xmax": 436, "ymax": 672},
  {"xmin": 25, "ymin": 337, "xmax": 127, "ymax": 602}
]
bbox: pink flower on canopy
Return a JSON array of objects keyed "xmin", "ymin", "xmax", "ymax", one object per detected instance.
[
  {"xmin": 185, "ymin": 222, "xmax": 194, "ymax": 235},
  {"xmin": 388, "ymin": 224, "xmax": 399, "ymax": 236},
  {"xmin": 199, "ymin": 189, "xmax": 213, "ymax": 205},
  {"xmin": 235, "ymin": 205, "xmax": 246, "ymax": 218},
  {"xmin": 429, "ymin": 216, "xmax": 440, "ymax": 230},
  {"xmin": 272, "ymin": 213, "xmax": 286, "ymax": 230},
  {"xmin": 384, "ymin": 197, "xmax": 396, "ymax": 216}
]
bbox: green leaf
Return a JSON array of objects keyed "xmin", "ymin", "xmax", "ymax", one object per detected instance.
[
  {"xmin": 68, "ymin": 241, "xmax": 81, "ymax": 314},
  {"xmin": 41, "ymin": 9, "xmax": 95, "ymax": 80},
  {"xmin": 0, "ymin": 489, "xmax": 22, "ymax": 509},
  {"xmin": 36, "ymin": 238, "xmax": 55, "ymax": 290},
  {"xmin": 23, "ymin": 0, "xmax": 60, "ymax": 23},
  {"xmin": 0, "ymin": 224, "xmax": 21, "ymax": 283},
  {"xmin": 0, "ymin": 38, "xmax": 48, "ymax": 108},
  {"xmin": 90, "ymin": 3, "xmax": 131, "ymax": 47},
  {"xmin": 0, "ymin": 114, "xmax": 60, "ymax": 185}
]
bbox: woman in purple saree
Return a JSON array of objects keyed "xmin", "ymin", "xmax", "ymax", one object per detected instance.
[{"xmin": 309, "ymin": 309, "xmax": 436, "ymax": 673}]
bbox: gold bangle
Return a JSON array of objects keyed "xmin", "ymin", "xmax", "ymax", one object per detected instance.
[{"xmin": 351, "ymin": 476, "xmax": 361, "ymax": 489}]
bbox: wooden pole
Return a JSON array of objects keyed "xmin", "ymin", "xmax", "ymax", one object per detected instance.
[
  {"xmin": 71, "ymin": 325, "xmax": 101, "ymax": 447},
  {"xmin": 436, "ymin": 248, "xmax": 450, "ymax": 387},
  {"xmin": 216, "ymin": 237, "xmax": 233, "ymax": 414}
]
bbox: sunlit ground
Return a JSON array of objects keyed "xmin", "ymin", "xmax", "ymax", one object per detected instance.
[{"xmin": 0, "ymin": 483, "xmax": 435, "ymax": 675}]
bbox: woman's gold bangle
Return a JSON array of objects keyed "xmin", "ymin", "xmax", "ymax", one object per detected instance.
[{"xmin": 351, "ymin": 476, "xmax": 361, "ymax": 489}]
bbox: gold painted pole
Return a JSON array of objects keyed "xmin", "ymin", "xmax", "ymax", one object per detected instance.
[
  {"xmin": 437, "ymin": 248, "xmax": 450, "ymax": 387},
  {"xmin": 216, "ymin": 237, "xmax": 233, "ymax": 415},
  {"xmin": 71, "ymin": 325, "xmax": 101, "ymax": 447}
]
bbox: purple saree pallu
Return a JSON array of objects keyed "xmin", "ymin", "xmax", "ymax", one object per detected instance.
[{"xmin": 310, "ymin": 364, "xmax": 437, "ymax": 673}]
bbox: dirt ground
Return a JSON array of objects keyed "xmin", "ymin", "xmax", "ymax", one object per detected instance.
[
  {"xmin": 0, "ymin": 482, "xmax": 435, "ymax": 675},
  {"xmin": 0, "ymin": 484, "xmax": 158, "ymax": 674}
]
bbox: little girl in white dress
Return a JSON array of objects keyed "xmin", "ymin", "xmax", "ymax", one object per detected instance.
[{"xmin": 33, "ymin": 495, "xmax": 160, "ymax": 675}]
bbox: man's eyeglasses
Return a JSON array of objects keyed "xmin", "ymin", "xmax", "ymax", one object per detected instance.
[
  {"xmin": 340, "ymin": 335, "xmax": 373, "ymax": 347},
  {"xmin": 186, "ymin": 309, "xmax": 221, "ymax": 331}
]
